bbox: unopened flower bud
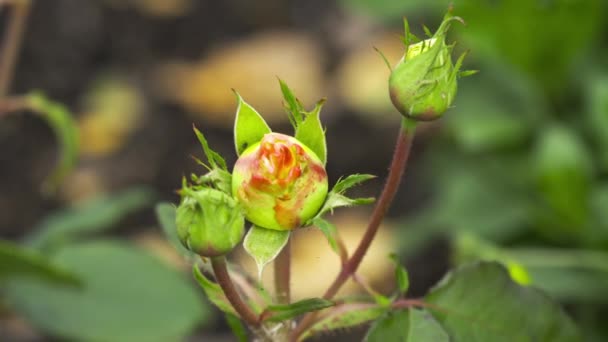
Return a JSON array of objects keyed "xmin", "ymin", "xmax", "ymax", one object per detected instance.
[
  {"xmin": 389, "ymin": 15, "xmax": 464, "ymax": 121},
  {"xmin": 176, "ymin": 188, "xmax": 245, "ymax": 257},
  {"xmin": 232, "ymin": 132, "xmax": 328, "ymax": 230}
]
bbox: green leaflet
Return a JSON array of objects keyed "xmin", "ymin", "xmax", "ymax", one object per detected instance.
[
  {"xmin": 265, "ymin": 298, "xmax": 334, "ymax": 322},
  {"xmin": 279, "ymin": 79, "xmax": 305, "ymax": 129},
  {"xmin": 301, "ymin": 303, "xmax": 386, "ymax": 340},
  {"xmin": 426, "ymin": 261, "xmax": 580, "ymax": 342},
  {"xmin": 243, "ymin": 226, "xmax": 290, "ymax": 279},
  {"xmin": 365, "ymin": 309, "xmax": 449, "ymax": 342},
  {"xmin": 193, "ymin": 125, "xmax": 227, "ymax": 171},
  {"xmin": 28, "ymin": 92, "xmax": 79, "ymax": 194},
  {"xmin": 193, "ymin": 263, "xmax": 237, "ymax": 316},
  {"xmin": 233, "ymin": 92, "xmax": 271, "ymax": 156},
  {"xmin": 0, "ymin": 239, "xmax": 80, "ymax": 286},
  {"xmin": 311, "ymin": 217, "xmax": 346, "ymax": 262}
]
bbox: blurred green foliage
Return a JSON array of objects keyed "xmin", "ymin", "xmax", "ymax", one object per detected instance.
[{"xmin": 0, "ymin": 189, "xmax": 210, "ymax": 341}]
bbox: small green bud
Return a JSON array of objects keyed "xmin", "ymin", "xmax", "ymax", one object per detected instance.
[
  {"xmin": 232, "ymin": 132, "xmax": 328, "ymax": 231},
  {"xmin": 176, "ymin": 187, "xmax": 245, "ymax": 257},
  {"xmin": 389, "ymin": 13, "xmax": 465, "ymax": 121}
]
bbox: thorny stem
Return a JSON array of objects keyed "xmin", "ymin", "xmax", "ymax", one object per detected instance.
[
  {"xmin": 0, "ymin": 0, "xmax": 31, "ymax": 97},
  {"xmin": 291, "ymin": 118, "xmax": 417, "ymax": 341},
  {"xmin": 274, "ymin": 237, "xmax": 291, "ymax": 304},
  {"xmin": 210, "ymin": 256, "xmax": 260, "ymax": 327}
]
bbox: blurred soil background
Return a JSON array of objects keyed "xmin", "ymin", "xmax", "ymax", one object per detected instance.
[{"xmin": 1, "ymin": 0, "xmax": 608, "ymax": 341}]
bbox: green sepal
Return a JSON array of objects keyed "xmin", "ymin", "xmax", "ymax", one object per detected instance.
[
  {"xmin": 193, "ymin": 125, "xmax": 227, "ymax": 170},
  {"xmin": 301, "ymin": 303, "xmax": 386, "ymax": 340},
  {"xmin": 192, "ymin": 263, "xmax": 237, "ymax": 315},
  {"xmin": 190, "ymin": 165, "xmax": 232, "ymax": 195},
  {"xmin": 295, "ymin": 99, "xmax": 327, "ymax": 165},
  {"xmin": 279, "ymin": 79, "xmax": 305, "ymax": 130},
  {"xmin": 264, "ymin": 298, "xmax": 334, "ymax": 322},
  {"xmin": 243, "ymin": 226, "xmax": 290, "ymax": 279},
  {"xmin": 28, "ymin": 92, "xmax": 79, "ymax": 194},
  {"xmin": 233, "ymin": 92, "xmax": 271, "ymax": 156}
]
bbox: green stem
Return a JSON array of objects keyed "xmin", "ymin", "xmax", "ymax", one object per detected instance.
[
  {"xmin": 211, "ymin": 256, "xmax": 260, "ymax": 327},
  {"xmin": 291, "ymin": 118, "xmax": 417, "ymax": 341},
  {"xmin": 0, "ymin": 0, "xmax": 31, "ymax": 97}
]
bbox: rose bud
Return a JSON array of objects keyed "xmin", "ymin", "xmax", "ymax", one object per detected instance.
[
  {"xmin": 175, "ymin": 187, "xmax": 245, "ymax": 257},
  {"xmin": 389, "ymin": 13, "xmax": 467, "ymax": 121},
  {"xmin": 232, "ymin": 132, "xmax": 328, "ymax": 231}
]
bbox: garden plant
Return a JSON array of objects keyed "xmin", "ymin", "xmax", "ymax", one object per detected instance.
[{"xmin": 157, "ymin": 10, "xmax": 581, "ymax": 342}]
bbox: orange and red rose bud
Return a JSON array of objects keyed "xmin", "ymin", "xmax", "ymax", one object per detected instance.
[
  {"xmin": 389, "ymin": 13, "xmax": 468, "ymax": 121},
  {"xmin": 232, "ymin": 132, "xmax": 328, "ymax": 231},
  {"xmin": 175, "ymin": 187, "xmax": 245, "ymax": 257}
]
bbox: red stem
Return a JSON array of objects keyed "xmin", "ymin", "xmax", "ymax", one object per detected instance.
[
  {"xmin": 290, "ymin": 120, "xmax": 417, "ymax": 341},
  {"xmin": 211, "ymin": 256, "xmax": 260, "ymax": 327},
  {"xmin": 0, "ymin": 0, "xmax": 31, "ymax": 97}
]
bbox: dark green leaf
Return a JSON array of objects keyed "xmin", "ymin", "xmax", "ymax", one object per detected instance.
[
  {"xmin": 318, "ymin": 193, "xmax": 375, "ymax": 217},
  {"xmin": 295, "ymin": 100, "xmax": 327, "ymax": 164},
  {"xmin": 225, "ymin": 314, "xmax": 248, "ymax": 342},
  {"xmin": 265, "ymin": 298, "xmax": 334, "ymax": 322},
  {"xmin": 426, "ymin": 261, "xmax": 580, "ymax": 342},
  {"xmin": 243, "ymin": 226, "xmax": 290, "ymax": 278},
  {"xmin": 233, "ymin": 92, "xmax": 271, "ymax": 155},
  {"xmin": 193, "ymin": 264, "xmax": 236, "ymax": 315},
  {"xmin": 28, "ymin": 92, "xmax": 79, "ymax": 194},
  {"xmin": 7, "ymin": 240, "xmax": 207, "ymax": 342},
  {"xmin": 155, "ymin": 203, "xmax": 193, "ymax": 258},
  {"xmin": 279, "ymin": 79, "xmax": 305, "ymax": 129},
  {"xmin": 0, "ymin": 239, "xmax": 79, "ymax": 286},
  {"xmin": 301, "ymin": 303, "xmax": 386, "ymax": 340},
  {"xmin": 193, "ymin": 125, "xmax": 227, "ymax": 170},
  {"xmin": 27, "ymin": 187, "xmax": 155, "ymax": 251},
  {"xmin": 365, "ymin": 309, "xmax": 448, "ymax": 342}
]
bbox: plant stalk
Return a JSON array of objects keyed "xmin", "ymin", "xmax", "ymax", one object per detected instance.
[
  {"xmin": 290, "ymin": 118, "xmax": 417, "ymax": 341},
  {"xmin": 211, "ymin": 256, "xmax": 260, "ymax": 327},
  {"xmin": 274, "ymin": 237, "xmax": 291, "ymax": 304},
  {"xmin": 0, "ymin": 0, "xmax": 31, "ymax": 97}
]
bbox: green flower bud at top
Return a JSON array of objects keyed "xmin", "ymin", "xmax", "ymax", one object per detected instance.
[
  {"xmin": 176, "ymin": 187, "xmax": 245, "ymax": 257},
  {"xmin": 389, "ymin": 14, "xmax": 465, "ymax": 121},
  {"xmin": 232, "ymin": 132, "xmax": 328, "ymax": 231}
]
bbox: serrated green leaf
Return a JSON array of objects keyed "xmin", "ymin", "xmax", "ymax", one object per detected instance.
[
  {"xmin": 317, "ymin": 193, "xmax": 375, "ymax": 217},
  {"xmin": 312, "ymin": 217, "xmax": 345, "ymax": 261},
  {"xmin": 389, "ymin": 254, "xmax": 409, "ymax": 295},
  {"xmin": 332, "ymin": 174, "xmax": 376, "ymax": 194},
  {"xmin": 243, "ymin": 226, "xmax": 290, "ymax": 279},
  {"xmin": 27, "ymin": 187, "xmax": 155, "ymax": 251},
  {"xmin": 233, "ymin": 92, "xmax": 271, "ymax": 155},
  {"xmin": 193, "ymin": 126, "xmax": 227, "ymax": 170},
  {"xmin": 426, "ymin": 261, "xmax": 580, "ymax": 341},
  {"xmin": 0, "ymin": 240, "xmax": 80, "ymax": 286},
  {"xmin": 365, "ymin": 309, "xmax": 448, "ymax": 342},
  {"xmin": 279, "ymin": 79, "xmax": 305, "ymax": 129},
  {"xmin": 7, "ymin": 240, "xmax": 207, "ymax": 341},
  {"xmin": 193, "ymin": 264, "xmax": 237, "ymax": 315},
  {"xmin": 301, "ymin": 303, "xmax": 386, "ymax": 340},
  {"xmin": 225, "ymin": 314, "xmax": 248, "ymax": 342},
  {"xmin": 295, "ymin": 100, "xmax": 327, "ymax": 165},
  {"xmin": 28, "ymin": 92, "xmax": 79, "ymax": 194},
  {"xmin": 155, "ymin": 203, "xmax": 194, "ymax": 258},
  {"xmin": 265, "ymin": 298, "xmax": 334, "ymax": 322}
]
